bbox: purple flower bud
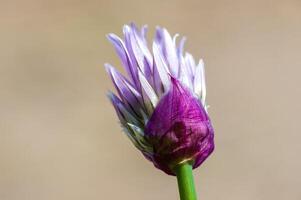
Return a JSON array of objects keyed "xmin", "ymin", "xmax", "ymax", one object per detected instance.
[
  {"xmin": 144, "ymin": 78, "xmax": 214, "ymax": 175},
  {"xmin": 105, "ymin": 23, "xmax": 214, "ymax": 175}
]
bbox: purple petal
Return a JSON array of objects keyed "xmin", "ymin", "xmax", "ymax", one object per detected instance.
[
  {"xmin": 122, "ymin": 25, "xmax": 141, "ymax": 90},
  {"xmin": 145, "ymin": 78, "xmax": 208, "ymax": 137},
  {"xmin": 138, "ymin": 70, "xmax": 158, "ymax": 108},
  {"xmin": 105, "ymin": 63, "xmax": 142, "ymax": 115},
  {"xmin": 107, "ymin": 92, "xmax": 126, "ymax": 124},
  {"xmin": 106, "ymin": 34, "xmax": 139, "ymax": 88},
  {"xmin": 144, "ymin": 78, "xmax": 214, "ymax": 175},
  {"xmin": 129, "ymin": 23, "xmax": 153, "ymax": 74},
  {"xmin": 108, "ymin": 92, "xmax": 141, "ymax": 128},
  {"xmin": 152, "ymin": 40, "xmax": 171, "ymax": 93},
  {"xmin": 157, "ymin": 28, "xmax": 179, "ymax": 77}
]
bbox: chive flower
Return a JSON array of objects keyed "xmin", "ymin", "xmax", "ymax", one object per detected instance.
[{"xmin": 105, "ymin": 23, "xmax": 214, "ymax": 200}]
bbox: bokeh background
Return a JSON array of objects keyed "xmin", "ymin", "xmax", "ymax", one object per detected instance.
[{"xmin": 1, "ymin": 0, "xmax": 301, "ymax": 199}]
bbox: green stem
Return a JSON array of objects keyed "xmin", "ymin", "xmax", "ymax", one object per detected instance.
[{"xmin": 174, "ymin": 162, "xmax": 197, "ymax": 200}]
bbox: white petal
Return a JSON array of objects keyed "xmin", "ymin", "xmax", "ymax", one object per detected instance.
[
  {"xmin": 177, "ymin": 37, "xmax": 186, "ymax": 58},
  {"xmin": 140, "ymin": 25, "xmax": 148, "ymax": 44},
  {"xmin": 138, "ymin": 70, "xmax": 159, "ymax": 107},
  {"xmin": 193, "ymin": 60, "xmax": 203, "ymax": 97},
  {"xmin": 194, "ymin": 59, "xmax": 206, "ymax": 105},
  {"xmin": 152, "ymin": 41, "xmax": 171, "ymax": 92},
  {"xmin": 162, "ymin": 28, "xmax": 179, "ymax": 76},
  {"xmin": 178, "ymin": 55, "xmax": 193, "ymax": 90},
  {"xmin": 185, "ymin": 52, "xmax": 196, "ymax": 78},
  {"xmin": 200, "ymin": 59, "xmax": 207, "ymax": 106},
  {"xmin": 173, "ymin": 33, "xmax": 179, "ymax": 45}
]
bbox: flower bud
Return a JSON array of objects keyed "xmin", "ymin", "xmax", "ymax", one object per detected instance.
[{"xmin": 106, "ymin": 23, "xmax": 214, "ymax": 175}]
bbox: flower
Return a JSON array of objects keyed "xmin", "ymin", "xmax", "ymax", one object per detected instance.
[{"xmin": 105, "ymin": 23, "xmax": 214, "ymax": 175}]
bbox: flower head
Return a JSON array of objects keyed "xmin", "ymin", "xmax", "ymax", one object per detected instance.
[{"xmin": 106, "ymin": 23, "xmax": 214, "ymax": 175}]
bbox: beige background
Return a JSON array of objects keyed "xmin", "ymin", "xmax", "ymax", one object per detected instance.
[{"xmin": 1, "ymin": 0, "xmax": 301, "ymax": 199}]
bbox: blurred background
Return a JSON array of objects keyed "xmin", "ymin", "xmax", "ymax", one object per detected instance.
[{"xmin": 1, "ymin": 0, "xmax": 301, "ymax": 199}]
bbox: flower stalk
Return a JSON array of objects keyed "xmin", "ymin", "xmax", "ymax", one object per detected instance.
[{"xmin": 175, "ymin": 162, "xmax": 197, "ymax": 200}]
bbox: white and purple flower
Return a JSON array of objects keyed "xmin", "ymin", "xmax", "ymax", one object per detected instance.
[{"xmin": 105, "ymin": 23, "xmax": 214, "ymax": 175}]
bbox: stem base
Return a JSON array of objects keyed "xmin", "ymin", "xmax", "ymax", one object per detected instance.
[{"xmin": 174, "ymin": 163, "xmax": 197, "ymax": 200}]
